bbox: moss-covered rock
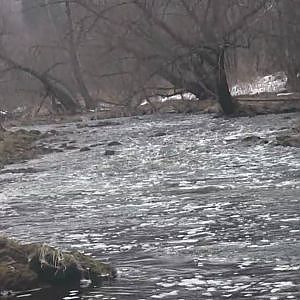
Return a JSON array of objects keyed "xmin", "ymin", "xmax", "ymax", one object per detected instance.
[
  {"xmin": 0, "ymin": 264, "xmax": 38, "ymax": 292},
  {"xmin": 275, "ymin": 133, "xmax": 300, "ymax": 147},
  {"xmin": 0, "ymin": 237, "xmax": 116, "ymax": 294},
  {"xmin": 0, "ymin": 129, "xmax": 42, "ymax": 167},
  {"xmin": 275, "ymin": 122, "xmax": 300, "ymax": 147}
]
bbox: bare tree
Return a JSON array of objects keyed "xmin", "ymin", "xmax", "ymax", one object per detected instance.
[
  {"xmin": 0, "ymin": 51, "xmax": 80, "ymax": 114},
  {"xmin": 75, "ymin": 0, "xmax": 273, "ymax": 115},
  {"xmin": 64, "ymin": 0, "xmax": 95, "ymax": 109},
  {"xmin": 1, "ymin": 0, "xmax": 298, "ymax": 116},
  {"xmin": 0, "ymin": 0, "xmax": 81, "ymax": 113},
  {"xmin": 274, "ymin": 0, "xmax": 300, "ymax": 91}
]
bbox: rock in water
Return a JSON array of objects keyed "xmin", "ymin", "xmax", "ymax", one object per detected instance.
[
  {"xmin": 107, "ymin": 141, "xmax": 122, "ymax": 146},
  {"xmin": 79, "ymin": 146, "xmax": 91, "ymax": 152},
  {"xmin": 104, "ymin": 150, "xmax": 116, "ymax": 156},
  {"xmin": 150, "ymin": 132, "xmax": 167, "ymax": 137},
  {"xmin": 0, "ymin": 237, "xmax": 116, "ymax": 293},
  {"xmin": 0, "ymin": 129, "xmax": 42, "ymax": 168},
  {"xmin": 275, "ymin": 133, "xmax": 300, "ymax": 147}
]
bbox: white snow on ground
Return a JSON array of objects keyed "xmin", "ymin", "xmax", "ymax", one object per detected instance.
[
  {"xmin": 12, "ymin": 106, "xmax": 27, "ymax": 114},
  {"xmin": 140, "ymin": 72, "xmax": 290, "ymax": 106},
  {"xmin": 231, "ymin": 72, "xmax": 288, "ymax": 96},
  {"xmin": 160, "ymin": 92, "xmax": 196, "ymax": 102},
  {"xmin": 141, "ymin": 93, "xmax": 196, "ymax": 105}
]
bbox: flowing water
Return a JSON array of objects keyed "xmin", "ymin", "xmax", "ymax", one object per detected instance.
[{"xmin": 0, "ymin": 113, "xmax": 299, "ymax": 299}]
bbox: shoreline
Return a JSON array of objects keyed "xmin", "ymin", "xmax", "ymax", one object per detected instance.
[
  {"xmin": 3, "ymin": 94, "xmax": 300, "ymax": 128},
  {"xmin": 1, "ymin": 108, "xmax": 299, "ymax": 170}
]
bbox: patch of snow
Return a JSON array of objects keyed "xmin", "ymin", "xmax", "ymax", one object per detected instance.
[
  {"xmin": 231, "ymin": 72, "xmax": 287, "ymax": 96},
  {"xmin": 141, "ymin": 92, "xmax": 197, "ymax": 106},
  {"xmin": 11, "ymin": 106, "xmax": 27, "ymax": 117},
  {"xmin": 151, "ymin": 290, "xmax": 179, "ymax": 299},
  {"xmin": 277, "ymin": 92, "xmax": 293, "ymax": 96},
  {"xmin": 161, "ymin": 92, "xmax": 196, "ymax": 102}
]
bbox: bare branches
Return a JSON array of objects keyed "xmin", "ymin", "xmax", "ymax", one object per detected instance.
[
  {"xmin": 133, "ymin": 0, "xmax": 192, "ymax": 49},
  {"xmin": 224, "ymin": 0, "xmax": 271, "ymax": 41},
  {"xmin": 0, "ymin": 0, "xmax": 298, "ymax": 115},
  {"xmin": 65, "ymin": 0, "xmax": 94, "ymax": 109}
]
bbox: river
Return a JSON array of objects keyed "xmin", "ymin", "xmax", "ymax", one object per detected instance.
[{"xmin": 0, "ymin": 113, "xmax": 299, "ymax": 299}]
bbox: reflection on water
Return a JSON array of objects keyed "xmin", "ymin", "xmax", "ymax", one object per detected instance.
[{"xmin": 1, "ymin": 113, "xmax": 299, "ymax": 299}]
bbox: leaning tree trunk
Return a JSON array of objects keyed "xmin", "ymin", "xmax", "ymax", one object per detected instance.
[
  {"xmin": 45, "ymin": 78, "xmax": 79, "ymax": 114},
  {"xmin": 65, "ymin": 0, "xmax": 95, "ymax": 110},
  {"xmin": 160, "ymin": 70, "xmax": 214, "ymax": 100},
  {"xmin": 0, "ymin": 123, "xmax": 5, "ymax": 132},
  {"xmin": 287, "ymin": 67, "xmax": 300, "ymax": 92},
  {"xmin": 216, "ymin": 50, "xmax": 236, "ymax": 115},
  {"xmin": 0, "ymin": 53, "xmax": 80, "ymax": 114}
]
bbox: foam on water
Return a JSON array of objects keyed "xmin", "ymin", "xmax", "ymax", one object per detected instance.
[{"xmin": 0, "ymin": 113, "xmax": 299, "ymax": 299}]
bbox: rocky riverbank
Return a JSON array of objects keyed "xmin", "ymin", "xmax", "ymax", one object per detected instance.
[
  {"xmin": 0, "ymin": 237, "xmax": 116, "ymax": 297},
  {"xmin": 275, "ymin": 121, "xmax": 300, "ymax": 147},
  {"xmin": 0, "ymin": 128, "xmax": 42, "ymax": 169},
  {"xmin": 1, "ymin": 111, "xmax": 299, "ymax": 171},
  {"xmin": 0, "ymin": 128, "xmax": 65, "ymax": 169},
  {"xmin": 4, "ymin": 94, "xmax": 300, "ymax": 129}
]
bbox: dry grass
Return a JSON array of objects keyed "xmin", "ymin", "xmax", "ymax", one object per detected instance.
[{"xmin": 0, "ymin": 236, "xmax": 116, "ymax": 293}]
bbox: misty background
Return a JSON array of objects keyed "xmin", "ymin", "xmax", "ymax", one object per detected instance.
[{"xmin": 0, "ymin": 0, "xmax": 299, "ymax": 115}]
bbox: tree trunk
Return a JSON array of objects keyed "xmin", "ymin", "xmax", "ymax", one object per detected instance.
[
  {"xmin": 216, "ymin": 50, "xmax": 236, "ymax": 115},
  {"xmin": 0, "ymin": 53, "xmax": 80, "ymax": 114},
  {"xmin": 159, "ymin": 70, "xmax": 213, "ymax": 100},
  {"xmin": 65, "ymin": 1, "xmax": 95, "ymax": 110},
  {"xmin": 0, "ymin": 123, "xmax": 5, "ymax": 132},
  {"xmin": 185, "ymin": 81, "xmax": 214, "ymax": 100},
  {"xmin": 287, "ymin": 68, "xmax": 300, "ymax": 92}
]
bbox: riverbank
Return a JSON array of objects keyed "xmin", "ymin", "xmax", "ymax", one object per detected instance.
[
  {"xmin": 3, "ymin": 94, "xmax": 300, "ymax": 128},
  {"xmin": 0, "ymin": 236, "xmax": 116, "ymax": 297},
  {"xmin": 0, "ymin": 128, "xmax": 42, "ymax": 169},
  {"xmin": 235, "ymin": 95, "xmax": 300, "ymax": 116},
  {"xmin": 1, "ymin": 109, "xmax": 299, "ymax": 170},
  {"xmin": 0, "ymin": 128, "xmax": 67, "ymax": 170}
]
